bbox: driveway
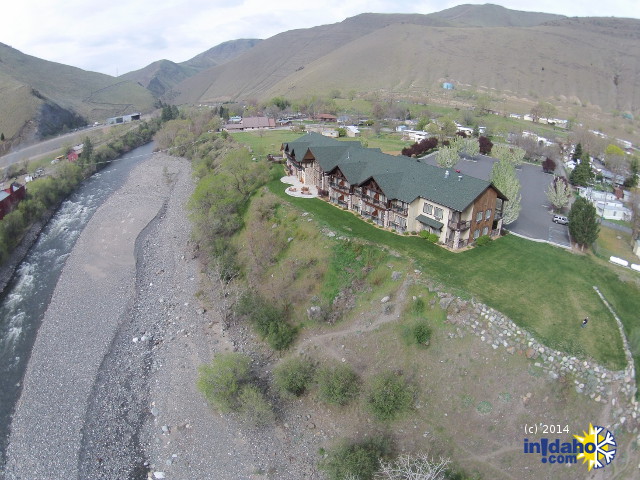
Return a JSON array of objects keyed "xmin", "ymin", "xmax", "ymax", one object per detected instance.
[{"xmin": 420, "ymin": 153, "xmax": 571, "ymax": 247}]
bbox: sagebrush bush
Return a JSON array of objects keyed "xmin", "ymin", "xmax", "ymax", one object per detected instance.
[
  {"xmin": 316, "ymin": 363, "xmax": 360, "ymax": 406},
  {"xmin": 238, "ymin": 384, "xmax": 275, "ymax": 427},
  {"xmin": 365, "ymin": 371, "xmax": 414, "ymax": 421},
  {"xmin": 265, "ymin": 320, "xmax": 298, "ymax": 351},
  {"xmin": 320, "ymin": 436, "xmax": 391, "ymax": 480},
  {"xmin": 236, "ymin": 293, "xmax": 297, "ymax": 350},
  {"xmin": 274, "ymin": 357, "xmax": 315, "ymax": 397},
  {"xmin": 197, "ymin": 353, "xmax": 252, "ymax": 412},
  {"xmin": 402, "ymin": 319, "xmax": 432, "ymax": 347}
]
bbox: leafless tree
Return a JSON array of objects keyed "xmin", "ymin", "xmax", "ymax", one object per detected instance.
[
  {"xmin": 207, "ymin": 258, "xmax": 241, "ymax": 329},
  {"xmin": 376, "ymin": 454, "xmax": 451, "ymax": 480}
]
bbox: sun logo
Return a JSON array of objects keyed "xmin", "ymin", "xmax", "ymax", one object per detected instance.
[{"xmin": 573, "ymin": 423, "xmax": 617, "ymax": 471}]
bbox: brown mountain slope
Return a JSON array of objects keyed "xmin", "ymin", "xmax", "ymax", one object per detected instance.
[
  {"xmin": 171, "ymin": 13, "xmax": 452, "ymax": 104},
  {"xmin": 0, "ymin": 42, "xmax": 155, "ymax": 148},
  {"xmin": 428, "ymin": 3, "xmax": 564, "ymax": 27},
  {"xmin": 121, "ymin": 39, "xmax": 261, "ymax": 97},
  {"xmin": 171, "ymin": 14, "xmax": 640, "ymax": 114}
]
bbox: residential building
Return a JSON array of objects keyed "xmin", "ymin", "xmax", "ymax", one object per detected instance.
[
  {"xmin": 224, "ymin": 116, "xmax": 275, "ymax": 131},
  {"xmin": 315, "ymin": 113, "xmax": 337, "ymax": 122},
  {"xmin": 282, "ymin": 133, "xmax": 507, "ymax": 249},
  {"xmin": 0, "ymin": 182, "xmax": 26, "ymax": 220}
]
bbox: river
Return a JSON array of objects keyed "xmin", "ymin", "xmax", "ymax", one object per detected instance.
[{"xmin": 0, "ymin": 142, "xmax": 155, "ymax": 472}]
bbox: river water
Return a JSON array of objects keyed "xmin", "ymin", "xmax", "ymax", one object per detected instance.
[{"xmin": 0, "ymin": 142, "xmax": 155, "ymax": 471}]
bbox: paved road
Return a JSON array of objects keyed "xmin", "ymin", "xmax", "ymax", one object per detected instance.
[
  {"xmin": 601, "ymin": 220, "xmax": 633, "ymax": 234},
  {"xmin": 0, "ymin": 126, "xmax": 106, "ymax": 170},
  {"xmin": 421, "ymin": 153, "xmax": 571, "ymax": 247}
]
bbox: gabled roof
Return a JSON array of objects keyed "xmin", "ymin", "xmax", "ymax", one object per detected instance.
[{"xmin": 282, "ymin": 133, "xmax": 506, "ymax": 211}]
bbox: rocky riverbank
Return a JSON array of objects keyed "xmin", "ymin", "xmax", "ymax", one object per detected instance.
[{"xmin": 4, "ymin": 152, "xmax": 321, "ymax": 480}]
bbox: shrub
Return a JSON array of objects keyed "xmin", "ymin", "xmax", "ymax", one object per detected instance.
[
  {"xmin": 402, "ymin": 320, "xmax": 432, "ymax": 347},
  {"xmin": 236, "ymin": 294, "xmax": 297, "ymax": 350},
  {"xmin": 274, "ymin": 357, "xmax": 315, "ymax": 397},
  {"xmin": 320, "ymin": 436, "xmax": 391, "ymax": 480},
  {"xmin": 265, "ymin": 320, "xmax": 298, "ymax": 350},
  {"xmin": 419, "ymin": 231, "xmax": 438, "ymax": 243},
  {"xmin": 238, "ymin": 384, "xmax": 275, "ymax": 427},
  {"xmin": 475, "ymin": 235, "xmax": 492, "ymax": 246},
  {"xmin": 378, "ymin": 454, "xmax": 451, "ymax": 480},
  {"xmin": 365, "ymin": 371, "xmax": 414, "ymax": 421},
  {"xmin": 197, "ymin": 353, "xmax": 252, "ymax": 412},
  {"xmin": 410, "ymin": 297, "xmax": 426, "ymax": 315},
  {"xmin": 316, "ymin": 363, "xmax": 360, "ymax": 406}
]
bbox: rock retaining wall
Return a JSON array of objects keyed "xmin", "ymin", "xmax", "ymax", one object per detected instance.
[{"xmin": 438, "ymin": 291, "xmax": 639, "ymax": 438}]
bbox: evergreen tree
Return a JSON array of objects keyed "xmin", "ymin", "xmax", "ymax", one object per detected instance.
[
  {"xmin": 572, "ymin": 143, "xmax": 583, "ymax": 161},
  {"xmin": 569, "ymin": 196, "xmax": 600, "ymax": 251},
  {"xmin": 80, "ymin": 136, "xmax": 93, "ymax": 168},
  {"xmin": 569, "ymin": 158, "xmax": 593, "ymax": 186}
]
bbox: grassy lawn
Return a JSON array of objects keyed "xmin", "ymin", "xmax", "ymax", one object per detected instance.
[
  {"xmin": 268, "ymin": 179, "xmax": 640, "ymax": 376},
  {"xmin": 358, "ymin": 131, "xmax": 412, "ymax": 154},
  {"xmin": 594, "ymin": 226, "xmax": 636, "ymax": 264},
  {"xmin": 231, "ymin": 130, "xmax": 300, "ymax": 156}
]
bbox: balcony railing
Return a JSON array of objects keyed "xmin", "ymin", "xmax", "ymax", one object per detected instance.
[
  {"xmin": 329, "ymin": 182, "xmax": 350, "ymax": 193},
  {"xmin": 362, "ymin": 194, "xmax": 386, "ymax": 207},
  {"xmin": 389, "ymin": 221, "xmax": 406, "ymax": 233},
  {"xmin": 448, "ymin": 220, "xmax": 471, "ymax": 231},
  {"xmin": 391, "ymin": 205, "xmax": 409, "ymax": 216},
  {"xmin": 446, "ymin": 239, "xmax": 469, "ymax": 249}
]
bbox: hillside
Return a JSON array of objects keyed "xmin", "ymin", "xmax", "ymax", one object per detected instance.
[
  {"xmin": 0, "ymin": 42, "xmax": 155, "ymax": 151},
  {"xmin": 121, "ymin": 39, "xmax": 261, "ymax": 98},
  {"xmin": 428, "ymin": 3, "xmax": 564, "ymax": 27},
  {"xmin": 169, "ymin": 8, "xmax": 640, "ymax": 115}
]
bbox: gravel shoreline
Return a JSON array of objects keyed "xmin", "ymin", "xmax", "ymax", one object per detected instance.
[{"xmin": 5, "ymin": 152, "xmax": 323, "ymax": 479}]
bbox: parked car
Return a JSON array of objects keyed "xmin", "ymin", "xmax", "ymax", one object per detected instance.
[{"xmin": 553, "ymin": 215, "xmax": 569, "ymax": 225}]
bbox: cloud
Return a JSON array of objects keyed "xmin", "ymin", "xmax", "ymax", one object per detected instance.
[{"xmin": 2, "ymin": 0, "xmax": 639, "ymax": 75}]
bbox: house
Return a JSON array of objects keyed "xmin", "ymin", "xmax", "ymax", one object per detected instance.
[
  {"xmin": 0, "ymin": 182, "xmax": 26, "ymax": 220},
  {"xmin": 345, "ymin": 126, "xmax": 360, "ymax": 137},
  {"xmin": 315, "ymin": 113, "xmax": 337, "ymax": 122},
  {"xmin": 595, "ymin": 201, "xmax": 631, "ymax": 221},
  {"xmin": 281, "ymin": 133, "xmax": 507, "ymax": 249},
  {"xmin": 223, "ymin": 116, "xmax": 276, "ymax": 131}
]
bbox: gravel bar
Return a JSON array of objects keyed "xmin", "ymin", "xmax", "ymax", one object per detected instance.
[{"xmin": 5, "ymin": 152, "xmax": 322, "ymax": 480}]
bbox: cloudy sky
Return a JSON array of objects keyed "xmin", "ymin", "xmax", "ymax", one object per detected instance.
[{"xmin": 3, "ymin": 1, "xmax": 638, "ymax": 76}]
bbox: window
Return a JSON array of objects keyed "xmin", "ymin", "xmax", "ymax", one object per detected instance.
[
  {"xmin": 434, "ymin": 207, "xmax": 443, "ymax": 220},
  {"xmin": 485, "ymin": 209, "xmax": 492, "ymax": 220},
  {"xmin": 423, "ymin": 203, "xmax": 433, "ymax": 215},
  {"xmin": 473, "ymin": 229, "xmax": 480, "ymax": 239},
  {"xmin": 476, "ymin": 211, "xmax": 483, "ymax": 222},
  {"xmin": 482, "ymin": 226, "xmax": 489, "ymax": 236}
]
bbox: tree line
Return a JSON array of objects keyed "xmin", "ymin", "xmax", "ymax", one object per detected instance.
[{"xmin": 0, "ymin": 118, "xmax": 162, "ymax": 266}]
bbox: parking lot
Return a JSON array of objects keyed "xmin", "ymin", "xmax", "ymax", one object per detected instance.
[{"xmin": 421, "ymin": 153, "xmax": 572, "ymax": 248}]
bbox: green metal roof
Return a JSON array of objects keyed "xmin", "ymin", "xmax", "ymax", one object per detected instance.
[
  {"xmin": 416, "ymin": 215, "xmax": 444, "ymax": 230},
  {"xmin": 282, "ymin": 133, "xmax": 505, "ymax": 212}
]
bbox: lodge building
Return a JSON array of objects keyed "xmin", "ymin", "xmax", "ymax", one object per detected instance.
[{"xmin": 282, "ymin": 133, "xmax": 507, "ymax": 249}]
